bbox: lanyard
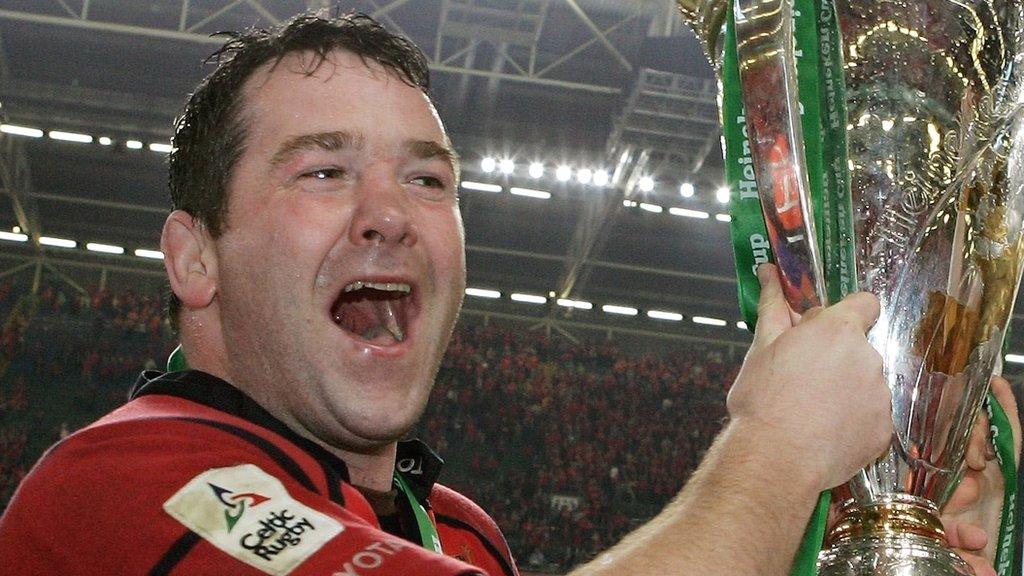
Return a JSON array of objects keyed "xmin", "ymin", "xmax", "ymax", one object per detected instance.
[{"xmin": 394, "ymin": 472, "xmax": 443, "ymax": 553}]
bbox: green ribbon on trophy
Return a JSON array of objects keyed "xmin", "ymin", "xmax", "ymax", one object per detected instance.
[{"xmin": 718, "ymin": 0, "xmax": 1019, "ymax": 574}]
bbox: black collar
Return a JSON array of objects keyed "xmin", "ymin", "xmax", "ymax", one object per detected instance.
[{"xmin": 130, "ymin": 369, "xmax": 444, "ymax": 500}]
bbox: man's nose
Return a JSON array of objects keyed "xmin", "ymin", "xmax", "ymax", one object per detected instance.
[{"xmin": 348, "ymin": 175, "xmax": 416, "ymax": 247}]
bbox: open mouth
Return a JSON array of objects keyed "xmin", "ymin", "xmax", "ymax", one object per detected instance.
[{"xmin": 331, "ymin": 281, "xmax": 413, "ymax": 345}]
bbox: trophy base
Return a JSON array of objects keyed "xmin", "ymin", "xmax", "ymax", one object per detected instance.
[
  {"xmin": 817, "ymin": 534, "xmax": 974, "ymax": 576},
  {"xmin": 816, "ymin": 495, "xmax": 974, "ymax": 576}
]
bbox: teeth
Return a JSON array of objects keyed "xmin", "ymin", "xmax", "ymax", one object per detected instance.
[{"xmin": 343, "ymin": 281, "xmax": 411, "ymax": 293}]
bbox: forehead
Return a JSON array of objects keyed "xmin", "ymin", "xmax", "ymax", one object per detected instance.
[{"xmin": 237, "ymin": 49, "xmax": 447, "ymax": 148}]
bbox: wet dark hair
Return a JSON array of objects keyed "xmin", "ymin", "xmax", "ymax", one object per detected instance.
[{"xmin": 166, "ymin": 12, "xmax": 431, "ymax": 331}]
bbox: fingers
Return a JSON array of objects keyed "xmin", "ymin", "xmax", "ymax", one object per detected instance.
[
  {"xmin": 945, "ymin": 472, "xmax": 982, "ymax": 512},
  {"xmin": 794, "ymin": 305, "xmax": 823, "ymax": 326},
  {"xmin": 820, "ymin": 291, "xmax": 881, "ymax": 334},
  {"xmin": 966, "ymin": 412, "xmax": 991, "ymax": 471},
  {"xmin": 989, "ymin": 375, "xmax": 1022, "ymax": 465},
  {"xmin": 752, "ymin": 264, "xmax": 794, "ymax": 347},
  {"xmin": 947, "ymin": 521, "xmax": 989, "ymax": 551},
  {"xmin": 960, "ymin": 552, "xmax": 997, "ymax": 576}
]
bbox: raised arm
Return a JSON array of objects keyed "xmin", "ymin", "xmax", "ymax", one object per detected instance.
[{"xmin": 569, "ymin": 264, "xmax": 893, "ymax": 576}]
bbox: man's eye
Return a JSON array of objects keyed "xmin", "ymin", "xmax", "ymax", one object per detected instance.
[
  {"xmin": 302, "ymin": 168, "xmax": 345, "ymax": 180},
  {"xmin": 410, "ymin": 175, "xmax": 445, "ymax": 188}
]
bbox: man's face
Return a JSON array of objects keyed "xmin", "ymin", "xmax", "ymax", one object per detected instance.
[{"xmin": 212, "ymin": 50, "xmax": 465, "ymax": 452}]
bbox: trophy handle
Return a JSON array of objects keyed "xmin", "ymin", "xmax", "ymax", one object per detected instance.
[{"xmin": 732, "ymin": 0, "xmax": 827, "ymax": 312}]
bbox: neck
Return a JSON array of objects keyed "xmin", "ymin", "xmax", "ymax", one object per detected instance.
[
  {"xmin": 178, "ymin": 310, "xmax": 231, "ymax": 380},
  {"xmin": 333, "ymin": 442, "xmax": 398, "ymax": 492},
  {"xmin": 178, "ymin": 315, "xmax": 398, "ymax": 493}
]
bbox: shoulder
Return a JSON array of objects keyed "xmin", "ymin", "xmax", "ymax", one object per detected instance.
[
  {"xmin": 0, "ymin": 396, "xmax": 317, "ymax": 572},
  {"xmin": 432, "ymin": 483, "xmax": 519, "ymax": 576},
  {"xmin": 0, "ymin": 396, "xmax": 484, "ymax": 576}
]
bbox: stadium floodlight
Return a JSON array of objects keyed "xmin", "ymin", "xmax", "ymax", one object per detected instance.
[
  {"xmin": 593, "ymin": 169, "xmax": 610, "ymax": 187},
  {"xmin": 555, "ymin": 165, "xmax": 572, "ymax": 182},
  {"xmin": 510, "ymin": 187, "xmax": 551, "ymax": 200},
  {"xmin": 149, "ymin": 142, "xmax": 173, "ymax": 153},
  {"xmin": 49, "ymin": 130, "xmax": 93, "ymax": 143},
  {"xmin": 465, "ymin": 288, "xmax": 501, "ymax": 299},
  {"xmin": 510, "ymin": 293, "xmax": 547, "ymax": 304},
  {"xmin": 680, "ymin": 182, "xmax": 695, "ymax": 197},
  {"xmin": 622, "ymin": 200, "xmax": 638, "ymax": 208},
  {"xmin": 639, "ymin": 203, "xmax": 663, "ymax": 214},
  {"xmin": 693, "ymin": 315, "xmax": 727, "ymax": 327},
  {"xmin": 0, "ymin": 231, "xmax": 28, "ymax": 242},
  {"xmin": 576, "ymin": 168, "xmax": 593, "ymax": 185},
  {"xmin": 638, "ymin": 176, "xmax": 655, "ymax": 193},
  {"xmin": 0, "ymin": 124, "xmax": 43, "ymax": 138},
  {"xmin": 528, "ymin": 162, "xmax": 544, "ymax": 178},
  {"xmin": 736, "ymin": 321, "xmax": 748, "ymax": 330},
  {"xmin": 1005, "ymin": 354, "xmax": 1024, "ymax": 364},
  {"xmin": 134, "ymin": 249, "xmax": 165, "ymax": 260},
  {"xmin": 461, "ymin": 181, "xmax": 502, "ymax": 193},
  {"xmin": 716, "ymin": 213, "xmax": 732, "ymax": 222},
  {"xmin": 647, "ymin": 310, "xmax": 683, "ymax": 321},
  {"xmin": 98, "ymin": 136, "xmax": 113, "ymax": 146},
  {"xmin": 499, "ymin": 159, "xmax": 515, "ymax": 175},
  {"xmin": 602, "ymin": 304, "xmax": 638, "ymax": 316},
  {"xmin": 86, "ymin": 242, "xmax": 125, "ymax": 255},
  {"xmin": 669, "ymin": 207, "xmax": 710, "ymax": 219},
  {"xmin": 126, "ymin": 140, "xmax": 143, "ymax": 149},
  {"xmin": 556, "ymin": 298, "xmax": 593, "ymax": 310},
  {"xmin": 480, "ymin": 156, "xmax": 497, "ymax": 173},
  {"xmin": 716, "ymin": 186, "xmax": 731, "ymax": 204},
  {"xmin": 39, "ymin": 236, "xmax": 76, "ymax": 248}
]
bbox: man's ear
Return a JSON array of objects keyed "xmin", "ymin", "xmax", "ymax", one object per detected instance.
[{"xmin": 161, "ymin": 210, "xmax": 218, "ymax": 310}]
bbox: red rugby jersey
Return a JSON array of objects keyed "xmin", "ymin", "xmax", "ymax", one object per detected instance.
[{"xmin": 0, "ymin": 370, "xmax": 518, "ymax": 576}]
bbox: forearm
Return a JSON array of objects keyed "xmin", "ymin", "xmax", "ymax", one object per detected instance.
[{"xmin": 569, "ymin": 420, "xmax": 822, "ymax": 576}]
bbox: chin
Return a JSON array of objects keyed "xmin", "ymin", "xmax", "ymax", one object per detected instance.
[
  {"xmin": 330, "ymin": 395, "xmax": 427, "ymax": 445},
  {"xmin": 341, "ymin": 419, "xmax": 417, "ymax": 451}
]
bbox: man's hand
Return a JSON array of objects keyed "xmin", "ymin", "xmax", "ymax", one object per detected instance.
[
  {"xmin": 942, "ymin": 375, "xmax": 1021, "ymax": 576},
  {"xmin": 727, "ymin": 264, "xmax": 893, "ymax": 491},
  {"xmin": 568, "ymin": 264, "xmax": 894, "ymax": 576}
]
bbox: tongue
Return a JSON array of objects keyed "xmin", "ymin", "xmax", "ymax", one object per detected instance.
[
  {"xmin": 374, "ymin": 299, "xmax": 405, "ymax": 342},
  {"xmin": 334, "ymin": 296, "xmax": 404, "ymax": 343}
]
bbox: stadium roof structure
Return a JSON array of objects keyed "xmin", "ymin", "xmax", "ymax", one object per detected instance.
[
  {"xmin": 11, "ymin": 0, "xmax": 1015, "ymax": 358},
  {"xmin": 0, "ymin": 0, "xmax": 755, "ymax": 350}
]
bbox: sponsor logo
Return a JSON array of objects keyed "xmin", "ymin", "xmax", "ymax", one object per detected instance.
[
  {"xmin": 164, "ymin": 464, "xmax": 344, "ymax": 575},
  {"xmin": 332, "ymin": 539, "xmax": 409, "ymax": 576},
  {"xmin": 208, "ymin": 483, "xmax": 270, "ymax": 532},
  {"xmin": 452, "ymin": 543, "xmax": 475, "ymax": 565},
  {"xmin": 240, "ymin": 509, "xmax": 317, "ymax": 561},
  {"xmin": 749, "ymin": 233, "xmax": 771, "ymax": 276}
]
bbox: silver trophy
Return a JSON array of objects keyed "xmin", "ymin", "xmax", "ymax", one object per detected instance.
[{"xmin": 678, "ymin": 0, "xmax": 1024, "ymax": 573}]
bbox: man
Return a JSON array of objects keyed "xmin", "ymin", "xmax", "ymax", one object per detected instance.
[{"xmin": 0, "ymin": 12, "xmax": 1010, "ymax": 576}]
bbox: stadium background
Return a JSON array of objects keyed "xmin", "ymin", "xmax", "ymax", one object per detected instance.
[{"xmin": 0, "ymin": 1, "xmax": 1021, "ymax": 573}]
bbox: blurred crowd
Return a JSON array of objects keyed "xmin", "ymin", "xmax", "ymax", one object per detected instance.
[
  {"xmin": 0, "ymin": 280, "xmax": 735, "ymax": 573},
  {"xmin": 417, "ymin": 325, "xmax": 732, "ymax": 570}
]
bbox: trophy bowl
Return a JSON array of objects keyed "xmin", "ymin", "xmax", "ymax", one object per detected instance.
[{"xmin": 678, "ymin": 0, "xmax": 1024, "ymax": 573}]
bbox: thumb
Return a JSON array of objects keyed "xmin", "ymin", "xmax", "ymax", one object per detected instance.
[{"xmin": 752, "ymin": 264, "xmax": 794, "ymax": 347}]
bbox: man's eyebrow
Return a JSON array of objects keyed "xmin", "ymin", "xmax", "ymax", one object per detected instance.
[
  {"xmin": 270, "ymin": 131, "xmax": 364, "ymax": 167},
  {"xmin": 404, "ymin": 140, "xmax": 460, "ymax": 175}
]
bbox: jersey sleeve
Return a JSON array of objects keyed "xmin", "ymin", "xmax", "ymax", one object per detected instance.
[
  {"xmin": 431, "ymin": 484, "xmax": 520, "ymax": 576},
  {"xmin": 0, "ymin": 415, "xmax": 486, "ymax": 576}
]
